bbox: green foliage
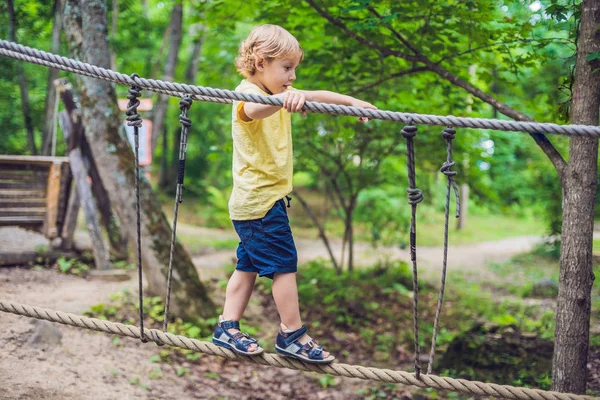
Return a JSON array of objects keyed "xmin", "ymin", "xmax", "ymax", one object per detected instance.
[
  {"xmin": 1, "ymin": 0, "xmax": 588, "ymax": 248},
  {"xmin": 55, "ymin": 257, "xmax": 90, "ymax": 276}
]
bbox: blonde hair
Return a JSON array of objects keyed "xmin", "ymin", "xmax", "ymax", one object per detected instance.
[{"xmin": 235, "ymin": 24, "xmax": 304, "ymax": 78}]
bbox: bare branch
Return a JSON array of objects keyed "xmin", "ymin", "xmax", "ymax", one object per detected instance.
[
  {"xmin": 294, "ymin": 191, "xmax": 341, "ymax": 272},
  {"xmin": 349, "ymin": 67, "xmax": 428, "ymax": 96},
  {"xmin": 366, "ymin": 6, "xmax": 422, "ymax": 56},
  {"xmin": 307, "ymin": 1, "xmax": 567, "ymax": 178},
  {"xmin": 304, "ymin": 0, "xmax": 422, "ymax": 62},
  {"xmin": 438, "ymin": 38, "xmax": 575, "ymax": 63}
]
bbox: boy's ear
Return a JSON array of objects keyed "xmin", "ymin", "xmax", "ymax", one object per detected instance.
[{"xmin": 255, "ymin": 57, "xmax": 265, "ymax": 71}]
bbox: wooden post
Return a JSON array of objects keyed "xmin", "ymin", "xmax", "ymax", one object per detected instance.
[
  {"xmin": 44, "ymin": 161, "xmax": 63, "ymax": 239},
  {"xmin": 55, "ymin": 78, "xmax": 111, "ymax": 270},
  {"xmin": 58, "ymin": 110, "xmax": 80, "ymax": 249},
  {"xmin": 55, "ymin": 79, "xmax": 128, "ymax": 259}
]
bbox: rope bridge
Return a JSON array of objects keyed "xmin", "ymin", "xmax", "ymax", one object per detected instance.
[
  {"xmin": 1, "ymin": 300, "xmax": 593, "ymax": 400},
  {"xmin": 1, "ymin": 40, "xmax": 598, "ymax": 400}
]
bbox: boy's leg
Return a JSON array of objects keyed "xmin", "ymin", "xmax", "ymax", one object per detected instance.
[
  {"xmin": 222, "ymin": 270, "xmax": 259, "ymax": 352},
  {"xmin": 272, "ymin": 272, "xmax": 329, "ymax": 357}
]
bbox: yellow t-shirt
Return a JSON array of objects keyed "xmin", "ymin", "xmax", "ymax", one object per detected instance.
[{"xmin": 229, "ymin": 80, "xmax": 293, "ymax": 220}]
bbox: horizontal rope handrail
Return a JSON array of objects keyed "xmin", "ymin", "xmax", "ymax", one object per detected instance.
[
  {"xmin": 0, "ymin": 299, "xmax": 594, "ymax": 400},
  {"xmin": 2, "ymin": 39, "xmax": 600, "ymax": 137}
]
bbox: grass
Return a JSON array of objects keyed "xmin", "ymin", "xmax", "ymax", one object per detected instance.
[
  {"xmin": 177, "ymin": 234, "xmax": 238, "ymax": 255},
  {"xmin": 291, "ymin": 209, "xmax": 542, "ymax": 247},
  {"xmin": 165, "ymin": 191, "xmax": 544, "ymax": 250}
]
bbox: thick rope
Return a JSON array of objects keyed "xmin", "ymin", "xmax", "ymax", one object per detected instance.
[
  {"xmin": 0, "ymin": 300, "xmax": 593, "ymax": 400},
  {"xmin": 401, "ymin": 124, "xmax": 424, "ymax": 379},
  {"xmin": 427, "ymin": 127, "xmax": 461, "ymax": 375},
  {"xmin": 163, "ymin": 95, "xmax": 193, "ymax": 333},
  {"xmin": 3, "ymin": 40, "xmax": 600, "ymax": 137},
  {"xmin": 125, "ymin": 75, "xmax": 147, "ymax": 343}
]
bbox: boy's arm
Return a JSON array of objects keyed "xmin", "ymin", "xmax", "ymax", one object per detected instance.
[
  {"xmin": 299, "ymin": 90, "xmax": 375, "ymax": 109},
  {"xmin": 242, "ymin": 92, "xmax": 298, "ymax": 121},
  {"xmin": 242, "ymin": 90, "xmax": 376, "ymax": 121}
]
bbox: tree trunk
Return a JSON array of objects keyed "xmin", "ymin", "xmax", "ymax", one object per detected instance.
[
  {"xmin": 159, "ymin": 31, "xmax": 206, "ymax": 190},
  {"xmin": 552, "ymin": 0, "xmax": 600, "ymax": 393},
  {"xmin": 185, "ymin": 28, "xmax": 206, "ymax": 84},
  {"xmin": 41, "ymin": 0, "xmax": 63, "ymax": 156},
  {"xmin": 110, "ymin": 0, "xmax": 117, "ymax": 70},
  {"xmin": 151, "ymin": 4, "xmax": 183, "ymax": 155},
  {"xmin": 159, "ymin": 124, "xmax": 170, "ymax": 189},
  {"xmin": 8, "ymin": 0, "xmax": 37, "ymax": 155},
  {"xmin": 62, "ymin": 0, "xmax": 216, "ymax": 319}
]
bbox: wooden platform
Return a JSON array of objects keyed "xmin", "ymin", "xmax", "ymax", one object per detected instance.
[{"xmin": 0, "ymin": 155, "xmax": 72, "ymax": 239}]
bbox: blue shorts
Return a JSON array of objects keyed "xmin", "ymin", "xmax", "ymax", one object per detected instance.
[{"xmin": 232, "ymin": 199, "xmax": 298, "ymax": 279}]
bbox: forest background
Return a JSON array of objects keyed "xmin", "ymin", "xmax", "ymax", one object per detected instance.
[{"xmin": 1, "ymin": 0, "xmax": 600, "ymax": 398}]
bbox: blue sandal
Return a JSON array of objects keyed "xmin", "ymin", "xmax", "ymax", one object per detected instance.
[
  {"xmin": 212, "ymin": 320, "xmax": 264, "ymax": 356},
  {"xmin": 275, "ymin": 324, "xmax": 335, "ymax": 364}
]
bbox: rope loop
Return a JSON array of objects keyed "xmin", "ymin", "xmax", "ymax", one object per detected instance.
[
  {"xmin": 439, "ymin": 126, "xmax": 460, "ymax": 218},
  {"xmin": 441, "ymin": 126, "xmax": 456, "ymax": 140},
  {"xmin": 401, "ymin": 124, "xmax": 417, "ymax": 138},
  {"xmin": 440, "ymin": 160, "xmax": 458, "ymax": 178},
  {"xmin": 179, "ymin": 95, "xmax": 193, "ymax": 128},
  {"xmin": 126, "ymin": 73, "xmax": 143, "ymax": 128},
  {"xmin": 407, "ymin": 188, "xmax": 424, "ymax": 205}
]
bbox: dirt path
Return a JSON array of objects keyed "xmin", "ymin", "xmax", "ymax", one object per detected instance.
[
  {"xmin": 0, "ymin": 226, "xmax": 547, "ymax": 399},
  {"xmin": 190, "ymin": 223, "xmax": 543, "ymax": 281}
]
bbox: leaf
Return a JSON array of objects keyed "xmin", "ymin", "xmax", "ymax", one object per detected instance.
[{"xmin": 587, "ymin": 51, "xmax": 600, "ymax": 62}]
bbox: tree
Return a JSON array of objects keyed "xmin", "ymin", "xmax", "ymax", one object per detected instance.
[
  {"xmin": 220, "ymin": 0, "xmax": 594, "ymax": 391},
  {"xmin": 62, "ymin": 0, "xmax": 215, "ymax": 319},
  {"xmin": 552, "ymin": 0, "xmax": 599, "ymax": 392},
  {"xmin": 151, "ymin": 3, "xmax": 183, "ymax": 156},
  {"xmin": 8, "ymin": 0, "xmax": 37, "ymax": 155},
  {"xmin": 298, "ymin": 0, "xmax": 594, "ymax": 392},
  {"xmin": 41, "ymin": 0, "xmax": 62, "ymax": 156}
]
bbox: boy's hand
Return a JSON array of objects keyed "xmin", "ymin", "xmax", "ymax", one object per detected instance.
[
  {"xmin": 350, "ymin": 99, "xmax": 377, "ymax": 123},
  {"xmin": 281, "ymin": 91, "xmax": 307, "ymax": 116}
]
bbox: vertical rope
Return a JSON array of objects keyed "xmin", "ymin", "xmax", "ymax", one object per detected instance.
[
  {"xmin": 126, "ymin": 73, "xmax": 147, "ymax": 343},
  {"xmin": 401, "ymin": 124, "xmax": 424, "ymax": 379},
  {"xmin": 427, "ymin": 126, "xmax": 460, "ymax": 374},
  {"xmin": 163, "ymin": 95, "xmax": 193, "ymax": 333}
]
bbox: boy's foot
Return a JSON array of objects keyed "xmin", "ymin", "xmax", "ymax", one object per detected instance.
[
  {"xmin": 212, "ymin": 319, "xmax": 263, "ymax": 355},
  {"xmin": 275, "ymin": 323, "xmax": 335, "ymax": 364}
]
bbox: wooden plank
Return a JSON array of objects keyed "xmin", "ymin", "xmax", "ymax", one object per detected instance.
[
  {"xmin": 0, "ymin": 155, "xmax": 69, "ymax": 166},
  {"xmin": 69, "ymin": 148, "xmax": 111, "ymax": 270},
  {"xmin": 0, "ymin": 249, "xmax": 78, "ymax": 267},
  {"xmin": 0, "ymin": 199, "xmax": 46, "ymax": 208},
  {"xmin": 0, "ymin": 190, "xmax": 46, "ymax": 199},
  {"xmin": 0, "ymin": 170, "xmax": 37, "ymax": 179},
  {"xmin": 56, "ymin": 162, "xmax": 72, "ymax": 237},
  {"xmin": 0, "ymin": 182, "xmax": 47, "ymax": 190},
  {"xmin": 60, "ymin": 185, "xmax": 80, "ymax": 250},
  {"xmin": 44, "ymin": 161, "xmax": 62, "ymax": 239},
  {"xmin": 0, "ymin": 163, "xmax": 50, "ymax": 172},
  {"xmin": 0, "ymin": 208, "xmax": 46, "ymax": 216},
  {"xmin": 0, "ymin": 216, "xmax": 45, "ymax": 226}
]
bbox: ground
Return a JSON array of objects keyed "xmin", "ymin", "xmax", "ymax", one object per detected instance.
[{"xmin": 0, "ymin": 225, "xmax": 561, "ymax": 400}]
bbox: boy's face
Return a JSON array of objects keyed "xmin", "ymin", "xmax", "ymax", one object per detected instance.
[{"xmin": 258, "ymin": 55, "xmax": 300, "ymax": 94}]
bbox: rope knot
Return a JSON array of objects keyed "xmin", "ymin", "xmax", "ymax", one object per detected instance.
[
  {"xmin": 442, "ymin": 127, "xmax": 456, "ymax": 141},
  {"xmin": 440, "ymin": 161, "xmax": 457, "ymax": 177},
  {"xmin": 401, "ymin": 125, "xmax": 417, "ymax": 138},
  {"xmin": 126, "ymin": 73, "xmax": 142, "ymax": 128},
  {"xmin": 407, "ymin": 188, "xmax": 424, "ymax": 205},
  {"xmin": 179, "ymin": 95, "xmax": 193, "ymax": 128}
]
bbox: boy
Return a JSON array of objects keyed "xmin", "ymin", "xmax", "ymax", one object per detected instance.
[{"xmin": 212, "ymin": 24, "xmax": 376, "ymax": 364}]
